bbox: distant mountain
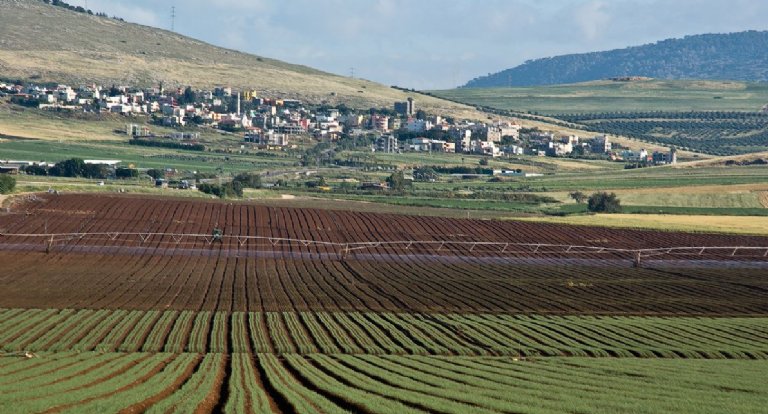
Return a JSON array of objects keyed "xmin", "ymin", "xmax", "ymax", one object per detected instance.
[{"xmin": 464, "ymin": 31, "xmax": 768, "ymax": 88}]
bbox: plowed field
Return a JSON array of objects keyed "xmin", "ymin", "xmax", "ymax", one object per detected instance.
[
  {"xmin": 1, "ymin": 193, "xmax": 767, "ymax": 315},
  {"xmin": 1, "ymin": 193, "xmax": 767, "ymax": 413}
]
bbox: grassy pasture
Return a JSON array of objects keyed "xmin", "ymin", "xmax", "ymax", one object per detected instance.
[
  {"xmin": 514, "ymin": 213, "xmax": 768, "ymax": 235},
  {"xmin": 0, "ymin": 137, "xmax": 296, "ymax": 173}
]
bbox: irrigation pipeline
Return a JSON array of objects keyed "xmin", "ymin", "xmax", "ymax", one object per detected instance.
[{"xmin": 2, "ymin": 231, "xmax": 768, "ymax": 267}]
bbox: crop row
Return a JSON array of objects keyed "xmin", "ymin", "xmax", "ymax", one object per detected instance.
[
  {"xmin": 555, "ymin": 111, "xmax": 768, "ymax": 122},
  {"xmin": 2, "ymin": 251, "xmax": 767, "ymax": 316},
  {"xmin": 2, "ymin": 309, "xmax": 767, "ymax": 358},
  {"xmin": 289, "ymin": 355, "xmax": 768, "ymax": 414},
  {"xmin": 1, "ymin": 353, "xmax": 766, "ymax": 414},
  {"xmin": 550, "ymin": 111, "xmax": 768, "ymax": 155},
  {"xmin": 0, "ymin": 352, "xmax": 205, "ymax": 413}
]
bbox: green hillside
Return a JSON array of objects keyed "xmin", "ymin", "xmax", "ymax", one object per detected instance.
[{"xmin": 465, "ymin": 31, "xmax": 768, "ymax": 87}]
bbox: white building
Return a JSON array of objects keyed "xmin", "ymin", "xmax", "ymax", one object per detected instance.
[
  {"xmin": 245, "ymin": 130, "xmax": 290, "ymax": 147},
  {"xmin": 471, "ymin": 140, "xmax": 503, "ymax": 157},
  {"xmin": 57, "ymin": 86, "xmax": 77, "ymax": 103},
  {"xmin": 548, "ymin": 141, "xmax": 573, "ymax": 156},
  {"xmin": 405, "ymin": 119, "xmax": 433, "ymax": 133}
]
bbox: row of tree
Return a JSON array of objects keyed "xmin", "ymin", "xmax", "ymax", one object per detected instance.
[
  {"xmin": 24, "ymin": 158, "xmax": 111, "ymax": 179},
  {"xmin": 41, "ymin": 0, "xmax": 124, "ymax": 20},
  {"xmin": 21, "ymin": 158, "xmax": 151, "ymax": 180},
  {"xmin": 197, "ymin": 172, "xmax": 262, "ymax": 199},
  {"xmin": 129, "ymin": 139, "xmax": 205, "ymax": 152}
]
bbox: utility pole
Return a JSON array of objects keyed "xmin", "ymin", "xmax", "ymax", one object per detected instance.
[
  {"xmin": 349, "ymin": 67, "xmax": 355, "ymax": 79},
  {"xmin": 171, "ymin": 6, "xmax": 176, "ymax": 32}
]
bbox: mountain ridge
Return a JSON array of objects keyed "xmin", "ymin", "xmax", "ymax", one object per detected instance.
[{"xmin": 464, "ymin": 31, "xmax": 768, "ymax": 88}]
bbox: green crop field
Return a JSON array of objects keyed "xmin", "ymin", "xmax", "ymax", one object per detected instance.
[
  {"xmin": 430, "ymin": 80, "xmax": 768, "ymax": 155},
  {"xmin": 553, "ymin": 111, "xmax": 768, "ymax": 156},
  {"xmin": 4, "ymin": 352, "xmax": 765, "ymax": 414},
  {"xmin": 3, "ymin": 310, "xmax": 768, "ymax": 358},
  {"xmin": 299, "ymin": 165, "xmax": 768, "ymax": 221},
  {"xmin": 430, "ymin": 80, "xmax": 768, "ymax": 114},
  {"xmin": 0, "ymin": 137, "xmax": 296, "ymax": 174},
  {"xmin": 2, "ymin": 309, "xmax": 768, "ymax": 413}
]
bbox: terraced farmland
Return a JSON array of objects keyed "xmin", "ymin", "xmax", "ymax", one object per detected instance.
[{"xmin": 1, "ymin": 194, "xmax": 767, "ymax": 413}]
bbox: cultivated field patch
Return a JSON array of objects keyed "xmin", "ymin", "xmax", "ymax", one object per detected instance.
[{"xmin": 1, "ymin": 193, "xmax": 767, "ymax": 412}]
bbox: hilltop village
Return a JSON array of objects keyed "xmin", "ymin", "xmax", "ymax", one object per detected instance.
[{"xmin": 0, "ymin": 81, "xmax": 677, "ymax": 166}]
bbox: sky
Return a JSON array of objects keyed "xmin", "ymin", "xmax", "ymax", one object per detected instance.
[{"xmin": 68, "ymin": 0, "xmax": 768, "ymax": 89}]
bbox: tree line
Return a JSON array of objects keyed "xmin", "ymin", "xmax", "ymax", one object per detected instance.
[{"xmin": 41, "ymin": 0, "xmax": 125, "ymax": 21}]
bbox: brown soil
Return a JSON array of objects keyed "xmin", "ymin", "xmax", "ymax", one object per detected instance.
[{"xmin": 1, "ymin": 193, "xmax": 767, "ymax": 316}]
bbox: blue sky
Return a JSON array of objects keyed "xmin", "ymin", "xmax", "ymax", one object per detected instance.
[{"xmin": 69, "ymin": 0, "xmax": 768, "ymax": 89}]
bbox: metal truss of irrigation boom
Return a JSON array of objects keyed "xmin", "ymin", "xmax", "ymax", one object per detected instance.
[{"xmin": 2, "ymin": 231, "xmax": 768, "ymax": 262}]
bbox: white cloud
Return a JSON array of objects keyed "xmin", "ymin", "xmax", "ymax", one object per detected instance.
[
  {"xmin": 374, "ymin": 0, "xmax": 398, "ymax": 16},
  {"xmin": 573, "ymin": 1, "xmax": 611, "ymax": 41}
]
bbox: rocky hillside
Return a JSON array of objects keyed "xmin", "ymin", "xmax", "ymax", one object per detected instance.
[{"xmin": 0, "ymin": 0, "xmax": 476, "ymax": 116}]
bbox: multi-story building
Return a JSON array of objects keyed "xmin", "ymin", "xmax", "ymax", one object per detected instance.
[
  {"xmin": 591, "ymin": 135, "xmax": 612, "ymax": 153},
  {"xmin": 394, "ymin": 97, "xmax": 415, "ymax": 116},
  {"xmin": 376, "ymin": 134, "xmax": 399, "ymax": 153},
  {"xmin": 372, "ymin": 115, "xmax": 390, "ymax": 132}
]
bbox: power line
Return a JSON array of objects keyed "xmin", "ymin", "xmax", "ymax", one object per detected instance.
[{"xmin": 170, "ymin": 6, "xmax": 176, "ymax": 32}]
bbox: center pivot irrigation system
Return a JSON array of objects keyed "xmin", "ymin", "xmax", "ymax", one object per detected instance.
[{"xmin": 2, "ymin": 231, "xmax": 768, "ymax": 267}]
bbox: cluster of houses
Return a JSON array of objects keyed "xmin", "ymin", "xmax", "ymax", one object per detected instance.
[
  {"xmin": 0, "ymin": 81, "xmax": 677, "ymax": 164},
  {"xmin": 373, "ymin": 111, "xmax": 522, "ymax": 157},
  {"xmin": 246, "ymin": 97, "xmax": 526, "ymax": 155},
  {"xmin": 377, "ymin": 124, "xmax": 676, "ymax": 165},
  {"xmin": 618, "ymin": 148, "xmax": 678, "ymax": 165},
  {"xmin": 1, "ymin": 82, "xmax": 302, "ymax": 131},
  {"xmin": 0, "ymin": 80, "xmax": 525, "ymax": 156},
  {"xmin": 514, "ymin": 132, "xmax": 677, "ymax": 165}
]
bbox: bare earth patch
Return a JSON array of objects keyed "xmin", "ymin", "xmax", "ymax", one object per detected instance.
[{"xmin": 759, "ymin": 192, "xmax": 768, "ymax": 208}]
